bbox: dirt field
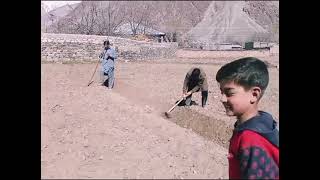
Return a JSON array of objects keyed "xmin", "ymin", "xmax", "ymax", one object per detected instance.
[{"xmin": 41, "ymin": 55, "xmax": 279, "ymax": 179}]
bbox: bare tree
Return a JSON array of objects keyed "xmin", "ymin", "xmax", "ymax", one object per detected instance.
[
  {"xmin": 47, "ymin": 1, "xmax": 127, "ymax": 36},
  {"xmin": 123, "ymin": 1, "xmax": 154, "ymax": 36},
  {"xmin": 54, "ymin": 2, "xmax": 99, "ymax": 35},
  {"xmin": 96, "ymin": 1, "xmax": 126, "ymax": 36},
  {"xmin": 78, "ymin": 2, "xmax": 99, "ymax": 35},
  {"xmin": 46, "ymin": 1, "xmax": 212, "ymax": 38}
]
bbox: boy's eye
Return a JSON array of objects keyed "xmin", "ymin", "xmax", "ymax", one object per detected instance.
[
  {"xmin": 220, "ymin": 91, "xmax": 234, "ymax": 97},
  {"xmin": 225, "ymin": 92, "xmax": 234, "ymax": 97}
]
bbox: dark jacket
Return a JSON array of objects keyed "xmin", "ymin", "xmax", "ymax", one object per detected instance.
[
  {"xmin": 228, "ymin": 111, "xmax": 279, "ymax": 179},
  {"xmin": 183, "ymin": 67, "xmax": 208, "ymax": 93}
]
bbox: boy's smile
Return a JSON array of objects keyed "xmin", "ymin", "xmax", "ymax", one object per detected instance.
[{"xmin": 219, "ymin": 81, "xmax": 260, "ymax": 122}]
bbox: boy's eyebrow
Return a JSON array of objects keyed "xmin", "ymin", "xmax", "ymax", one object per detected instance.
[{"xmin": 220, "ymin": 87, "xmax": 234, "ymax": 91}]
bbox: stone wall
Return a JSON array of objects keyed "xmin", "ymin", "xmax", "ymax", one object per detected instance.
[{"xmin": 41, "ymin": 33, "xmax": 178, "ymax": 62}]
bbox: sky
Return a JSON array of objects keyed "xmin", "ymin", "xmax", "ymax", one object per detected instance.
[{"xmin": 42, "ymin": 1, "xmax": 81, "ymax": 12}]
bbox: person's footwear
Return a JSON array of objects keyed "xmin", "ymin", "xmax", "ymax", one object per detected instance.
[{"xmin": 191, "ymin": 101, "xmax": 198, "ymax": 106}]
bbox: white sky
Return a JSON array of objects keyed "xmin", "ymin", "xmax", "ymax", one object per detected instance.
[{"xmin": 42, "ymin": 1, "xmax": 81, "ymax": 11}]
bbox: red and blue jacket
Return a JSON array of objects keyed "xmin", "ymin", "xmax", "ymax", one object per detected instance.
[{"xmin": 228, "ymin": 111, "xmax": 279, "ymax": 179}]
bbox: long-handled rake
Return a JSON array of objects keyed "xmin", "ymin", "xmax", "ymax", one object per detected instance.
[
  {"xmin": 164, "ymin": 91, "xmax": 191, "ymax": 118},
  {"xmin": 87, "ymin": 59, "xmax": 100, "ymax": 86}
]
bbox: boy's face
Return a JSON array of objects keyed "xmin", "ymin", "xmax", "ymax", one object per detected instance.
[{"xmin": 219, "ymin": 81, "xmax": 260, "ymax": 118}]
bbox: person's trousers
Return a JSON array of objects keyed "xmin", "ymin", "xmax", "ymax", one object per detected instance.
[
  {"xmin": 100, "ymin": 67, "xmax": 114, "ymax": 88},
  {"xmin": 185, "ymin": 90, "xmax": 208, "ymax": 107},
  {"xmin": 185, "ymin": 94, "xmax": 193, "ymax": 106}
]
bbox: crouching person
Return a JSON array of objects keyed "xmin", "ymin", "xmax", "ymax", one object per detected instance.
[{"xmin": 182, "ymin": 67, "xmax": 208, "ymax": 107}]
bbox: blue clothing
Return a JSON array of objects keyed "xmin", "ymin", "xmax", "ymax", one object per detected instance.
[
  {"xmin": 100, "ymin": 68, "xmax": 114, "ymax": 88},
  {"xmin": 100, "ymin": 47, "xmax": 117, "ymax": 73},
  {"xmin": 100, "ymin": 47, "xmax": 117, "ymax": 89}
]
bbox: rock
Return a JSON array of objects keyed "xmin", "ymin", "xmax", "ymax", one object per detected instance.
[
  {"xmin": 51, "ymin": 104, "xmax": 63, "ymax": 112},
  {"xmin": 145, "ymin": 105, "xmax": 152, "ymax": 113}
]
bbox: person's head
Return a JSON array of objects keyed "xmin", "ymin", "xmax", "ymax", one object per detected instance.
[
  {"xmin": 104, "ymin": 40, "xmax": 110, "ymax": 49},
  {"xmin": 190, "ymin": 68, "xmax": 201, "ymax": 81},
  {"xmin": 216, "ymin": 57, "xmax": 269, "ymax": 119}
]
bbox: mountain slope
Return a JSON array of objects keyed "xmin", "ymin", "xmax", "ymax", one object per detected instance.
[
  {"xmin": 41, "ymin": 3, "xmax": 80, "ymax": 32},
  {"xmin": 42, "ymin": 1, "xmax": 279, "ymax": 45},
  {"xmin": 183, "ymin": 1, "xmax": 278, "ymax": 46}
]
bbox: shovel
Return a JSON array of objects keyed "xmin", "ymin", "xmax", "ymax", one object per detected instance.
[{"xmin": 164, "ymin": 91, "xmax": 191, "ymax": 118}]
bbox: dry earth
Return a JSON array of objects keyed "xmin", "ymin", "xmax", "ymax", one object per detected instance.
[{"xmin": 41, "ymin": 52, "xmax": 279, "ymax": 179}]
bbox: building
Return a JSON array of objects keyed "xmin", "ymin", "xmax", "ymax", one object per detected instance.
[{"xmin": 114, "ymin": 23, "xmax": 166, "ymax": 41}]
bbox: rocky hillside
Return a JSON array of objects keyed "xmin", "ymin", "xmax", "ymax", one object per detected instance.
[
  {"xmin": 42, "ymin": 1, "xmax": 279, "ymax": 46},
  {"xmin": 243, "ymin": 1, "xmax": 279, "ymax": 42},
  {"xmin": 183, "ymin": 1, "xmax": 279, "ymax": 47}
]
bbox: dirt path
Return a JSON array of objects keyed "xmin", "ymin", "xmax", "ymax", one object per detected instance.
[{"xmin": 41, "ymin": 63, "xmax": 229, "ymax": 179}]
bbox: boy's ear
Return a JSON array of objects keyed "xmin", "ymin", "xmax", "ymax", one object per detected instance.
[{"xmin": 250, "ymin": 87, "xmax": 262, "ymax": 104}]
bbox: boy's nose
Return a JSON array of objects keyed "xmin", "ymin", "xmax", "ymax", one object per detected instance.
[{"xmin": 220, "ymin": 94, "xmax": 227, "ymax": 103}]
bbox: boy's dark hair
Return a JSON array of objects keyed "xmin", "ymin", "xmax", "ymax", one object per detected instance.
[{"xmin": 216, "ymin": 57, "xmax": 269, "ymax": 95}]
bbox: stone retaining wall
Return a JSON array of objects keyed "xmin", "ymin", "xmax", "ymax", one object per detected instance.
[{"xmin": 41, "ymin": 33, "xmax": 178, "ymax": 62}]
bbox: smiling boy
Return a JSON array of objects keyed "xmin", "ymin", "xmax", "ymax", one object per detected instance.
[{"xmin": 216, "ymin": 57, "xmax": 279, "ymax": 179}]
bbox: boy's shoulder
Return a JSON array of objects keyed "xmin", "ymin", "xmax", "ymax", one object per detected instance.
[
  {"xmin": 231, "ymin": 130, "xmax": 278, "ymax": 159},
  {"xmin": 238, "ymin": 130, "xmax": 269, "ymax": 146},
  {"xmin": 234, "ymin": 111, "xmax": 279, "ymax": 148}
]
